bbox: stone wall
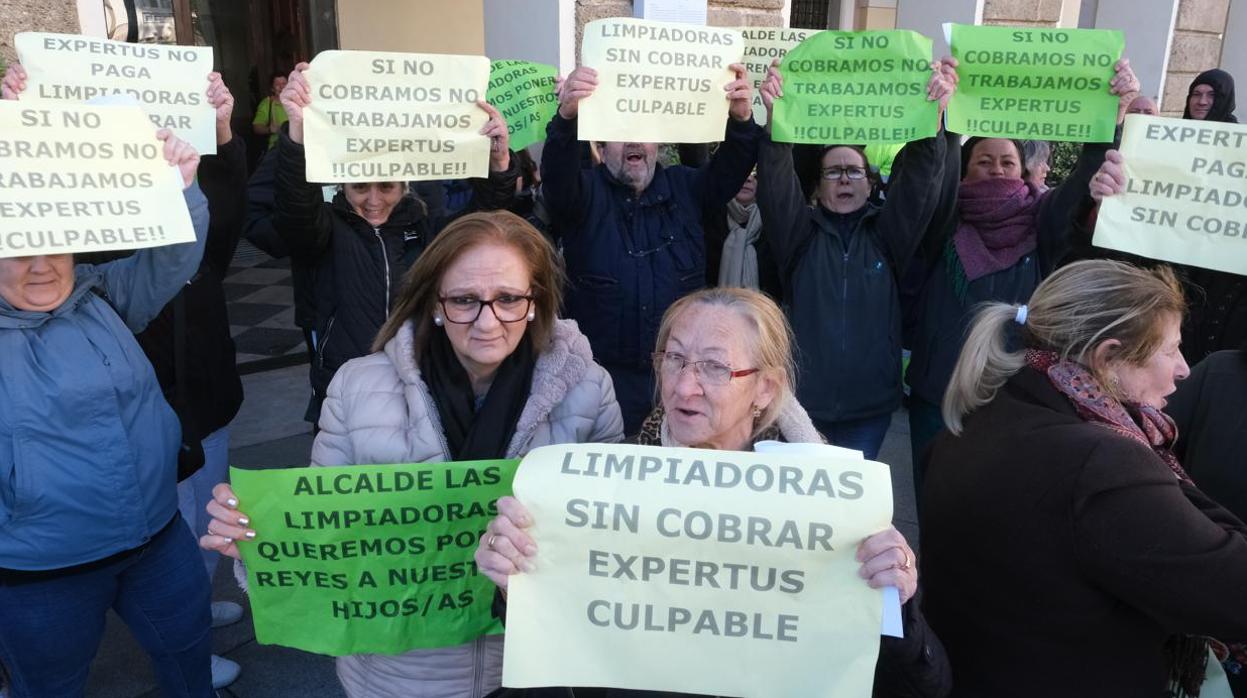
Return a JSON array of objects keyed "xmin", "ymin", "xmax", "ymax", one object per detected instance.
[
  {"xmin": 1161, "ymin": 0, "xmax": 1229, "ymax": 115},
  {"xmin": 575, "ymin": 0, "xmax": 785, "ymax": 62},
  {"xmin": 981, "ymin": 0, "xmax": 1064, "ymax": 27},
  {"xmin": 0, "ymin": 0, "xmax": 81, "ymax": 66}
]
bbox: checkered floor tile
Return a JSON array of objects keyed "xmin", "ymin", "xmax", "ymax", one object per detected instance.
[{"xmin": 226, "ymin": 241, "xmax": 307, "ymax": 366}]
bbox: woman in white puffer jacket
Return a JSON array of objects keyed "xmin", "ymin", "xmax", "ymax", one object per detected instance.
[{"xmin": 201, "ymin": 211, "xmax": 624, "ymax": 697}]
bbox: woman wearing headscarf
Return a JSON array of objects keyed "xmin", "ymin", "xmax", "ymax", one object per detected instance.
[{"xmin": 904, "ymin": 57, "xmax": 1141, "ymax": 485}]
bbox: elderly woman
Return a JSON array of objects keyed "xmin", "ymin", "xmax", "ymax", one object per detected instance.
[
  {"xmin": 0, "ymin": 129, "xmax": 210, "ymax": 694},
  {"xmin": 269, "ymin": 62, "xmax": 519, "ymax": 425},
  {"xmin": 905, "ymin": 57, "xmax": 1141, "ymax": 482},
  {"xmin": 201, "ymin": 211, "xmax": 623, "ymax": 697},
  {"xmin": 478, "ymin": 287, "xmax": 952, "ymax": 697},
  {"xmin": 921, "ymin": 260, "xmax": 1247, "ymax": 697}
]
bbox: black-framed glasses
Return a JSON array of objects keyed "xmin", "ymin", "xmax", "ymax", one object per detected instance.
[
  {"xmin": 652, "ymin": 351, "xmax": 758, "ymax": 386},
  {"xmin": 438, "ymin": 293, "xmax": 535, "ymax": 324},
  {"xmin": 820, "ymin": 166, "xmax": 868, "ymax": 181}
]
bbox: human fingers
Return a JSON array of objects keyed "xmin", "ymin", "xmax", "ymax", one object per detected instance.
[
  {"xmin": 858, "ymin": 541, "xmax": 911, "ymax": 580},
  {"xmin": 474, "ymin": 545, "xmax": 522, "ymax": 589},
  {"xmin": 205, "ymin": 498, "xmax": 255, "ymax": 541},
  {"xmin": 496, "ymin": 496, "xmax": 534, "ymax": 529},
  {"xmin": 212, "ymin": 482, "xmax": 240, "ymax": 509},
  {"xmin": 728, "ymin": 62, "xmax": 748, "ymax": 81},
  {"xmin": 1, "ymin": 65, "xmax": 27, "ymax": 100},
  {"xmin": 863, "ymin": 566, "xmax": 918, "ymax": 604},
  {"xmin": 855, "ymin": 526, "xmax": 909, "ymax": 563},
  {"xmin": 484, "ymin": 517, "xmax": 536, "ymax": 571},
  {"xmin": 199, "ymin": 533, "xmax": 242, "ymax": 560}
]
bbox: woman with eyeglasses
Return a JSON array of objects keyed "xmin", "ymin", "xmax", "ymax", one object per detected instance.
[
  {"xmin": 751, "ymin": 60, "xmax": 956, "ymax": 460},
  {"xmin": 477, "ymin": 288, "xmax": 952, "ymax": 697},
  {"xmin": 200, "ymin": 211, "xmax": 624, "ymax": 698}
]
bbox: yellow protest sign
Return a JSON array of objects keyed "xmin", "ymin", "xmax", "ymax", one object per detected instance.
[
  {"xmin": 502, "ymin": 443, "xmax": 893, "ymax": 697},
  {"xmin": 302, "ymin": 50, "xmax": 491, "ymax": 183},
  {"xmin": 1096, "ymin": 115, "xmax": 1247, "ymax": 275},
  {"xmin": 0, "ymin": 102, "xmax": 194, "ymax": 259},
  {"xmin": 15, "ymin": 32, "xmax": 215, "ymax": 155},
  {"xmin": 740, "ymin": 27, "xmax": 817, "ymax": 127},
  {"xmin": 579, "ymin": 18, "xmax": 744, "ymax": 143}
]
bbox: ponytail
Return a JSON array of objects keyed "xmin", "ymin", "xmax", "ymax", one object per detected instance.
[{"xmin": 942, "ymin": 303, "xmax": 1027, "ymax": 434}]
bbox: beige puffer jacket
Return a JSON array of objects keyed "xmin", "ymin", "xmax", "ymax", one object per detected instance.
[{"xmin": 245, "ymin": 318, "xmax": 623, "ymax": 698}]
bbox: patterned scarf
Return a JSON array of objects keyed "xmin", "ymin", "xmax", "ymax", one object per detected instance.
[
  {"xmin": 1025, "ymin": 349, "xmax": 1188, "ymax": 481},
  {"xmin": 1026, "ymin": 349, "xmax": 1210, "ymax": 696}
]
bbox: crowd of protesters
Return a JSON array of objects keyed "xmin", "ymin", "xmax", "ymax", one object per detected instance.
[{"xmin": 2, "ymin": 22, "xmax": 1247, "ymax": 698}]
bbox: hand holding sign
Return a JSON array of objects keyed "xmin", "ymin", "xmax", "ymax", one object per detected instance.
[
  {"xmin": 759, "ymin": 59, "xmax": 782, "ymax": 131},
  {"xmin": 201, "ymin": 482, "xmax": 255, "ymax": 561},
  {"xmin": 474, "ymin": 495, "xmax": 537, "ymax": 588},
  {"xmin": 207, "ymin": 72, "xmax": 235, "ymax": 146},
  {"xmin": 1, "ymin": 63, "xmax": 26, "ymax": 100},
  {"xmin": 477, "ymin": 99, "xmax": 511, "ymax": 172},
  {"xmin": 158, "ymin": 128, "xmax": 201, "ymax": 190},
  {"xmin": 558, "ymin": 66, "xmax": 598, "ymax": 120},
  {"xmin": 725, "ymin": 62, "xmax": 753, "ymax": 122},
  {"xmin": 855, "ymin": 525, "xmax": 917, "ymax": 603},
  {"xmin": 281, "ymin": 62, "xmax": 311, "ymax": 144},
  {"xmin": 930, "ymin": 56, "xmax": 959, "ymax": 118},
  {"xmin": 1089, "ymin": 149, "xmax": 1126, "ymax": 201}
]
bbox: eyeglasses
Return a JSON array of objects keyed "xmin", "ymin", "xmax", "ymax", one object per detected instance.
[
  {"xmin": 820, "ymin": 166, "xmax": 868, "ymax": 181},
  {"xmin": 652, "ymin": 351, "xmax": 758, "ymax": 386},
  {"xmin": 438, "ymin": 293, "xmax": 535, "ymax": 324}
]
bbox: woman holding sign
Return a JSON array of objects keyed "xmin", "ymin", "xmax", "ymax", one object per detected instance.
[
  {"xmin": 753, "ymin": 58, "xmax": 956, "ymax": 461},
  {"xmin": 269, "ymin": 62, "xmax": 520, "ymax": 427},
  {"xmin": 922, "ymin": 259, "xmax": 1247, "ymax": 697},
  {"xmin": 904, "ymin": 57, "xmax": 1141, "ymax": 479},
  {"xmin": 0, "ymin": 123, "xmax": 213, "ymax": 695},
  {"xmin": 201, "ymin": 211, "xmax": 624, "ymax": 698},
  {"xmin": 478, "ymin": 288, "xmax": 952, "ymax": 697}
]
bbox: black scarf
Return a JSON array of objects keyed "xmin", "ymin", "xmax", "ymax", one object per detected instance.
[
  {"xmin": 1184, "ymin": 68, "xmax": 1238, "ymax": 123},
  {"xmin": 419, "ymin": 331, "xmax": 536, "ymax": 460}
]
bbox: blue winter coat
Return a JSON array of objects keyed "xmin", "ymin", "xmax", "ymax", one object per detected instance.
[{"xmin": 0, "ymin": 186, "xmax": 209, "ymax": 570}]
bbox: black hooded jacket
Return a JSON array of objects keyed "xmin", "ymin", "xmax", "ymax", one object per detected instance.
[{"xmin": 1182, "ymin": 68, "xmax": 1238, "ymax": 122}]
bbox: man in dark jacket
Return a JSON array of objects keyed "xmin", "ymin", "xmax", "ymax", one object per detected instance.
[
  {"xmin": 755, "ymin": 62, "xmax": 952, "ymax": 459},
  {"xmin": 542, "ymin": 65, "xmax": 762, "ymax": 434},
  {"xmin": 263, "ymin": 62, "xmax": 519, "ymax": 425}
]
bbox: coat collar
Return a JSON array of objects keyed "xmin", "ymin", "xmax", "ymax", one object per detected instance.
[
  {"xmin": 599, "ymin": 162, "xmax": 675, "ymax": 208},
  {"xmin": 382, "ymin": 318, "xmax": 600, "ymax": 457}
]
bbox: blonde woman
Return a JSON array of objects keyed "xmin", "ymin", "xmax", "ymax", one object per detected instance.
[
  {"xmin": 478, "ymin": 288, "xmax": 952, "ymax": 697},
  {"xmin": 921, "ymin": 260, "xmax": 1247, "ymax": 697}
]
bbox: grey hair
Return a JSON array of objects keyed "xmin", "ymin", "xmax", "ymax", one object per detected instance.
[{"xmin": 942, "ymin": 260, "xmax": 1186, "ymax": 434}]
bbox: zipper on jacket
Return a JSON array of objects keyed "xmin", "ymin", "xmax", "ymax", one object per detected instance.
[
  {"xmin": 317, "ymin": 316, "xmax": 336, "ymax": 368},
  {"xmin": 375, "ymin": 227, "xmax": 392, "ymax": 321}
]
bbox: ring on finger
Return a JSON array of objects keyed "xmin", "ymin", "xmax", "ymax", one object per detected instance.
[
  {"xmin": 487, "ymin": 534, "xmax": 498, "ymax": 549},
  {"xmin": 900, "ymin": 550, "xmax": 913, "ymax": 571}
]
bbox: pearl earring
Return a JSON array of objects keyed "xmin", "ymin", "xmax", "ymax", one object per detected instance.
[
  {"xmin": 527, "ymin": 311, "xmax": 536, "ymax": 321},
  {"xmin": 433, "ymin": 316, "xmax": 443, "ymax": 326}
]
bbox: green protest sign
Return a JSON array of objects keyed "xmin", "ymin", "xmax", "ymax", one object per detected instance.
[
  {"xmin": 230, "ymin": 459, "xmax": 518, "ymax": 656},
  {"xmin": 487, "ymin": 60, "xmax": 558, "ymax": 152},
  {"xmin": 772, "ymin": 30, "xmax": 936, "ymax": 145},
  {"xmin": 947, "ymin": 24, "xmax": 1123, "ymax": 142}
]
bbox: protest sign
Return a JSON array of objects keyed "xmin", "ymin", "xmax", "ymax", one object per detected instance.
[
  {"xmin": 0, "ymin": 102, "xmax": 194, "ymax": 259},
  {"xmin": 487, "ymin": 60, "xmax": 558, "ymax": 152},
  {"xmin": 947, "ymin": 24, "xmax": 1123, "ymax": 142},
  {"xmin": 773, "ymin": 30, "xmax": 937, "ymax": 144},
  {"xmin": 502, "ymin": 443, "xmax": 893, "ymax": 696},
  {"xmin": 739, "ymin": 27, "xmax": 816, "ymax": 127},
  {"xmin": 1096, "ymin": 115, "xmax": 1247, "ymax": 275},
  {"xmin": 579, "ymin": 18, "xmax": 743, "ymax": 143},
  {"xmin": 303, "ymin": 50, "xmax": 490, "ymax": 183},
  {"xmin": 229, "ymin": 459, "xmax": 518, "ymax": 656},
  {"xmin": 15, "ymin": 32, "xmax": 215, "ymax": 154}
]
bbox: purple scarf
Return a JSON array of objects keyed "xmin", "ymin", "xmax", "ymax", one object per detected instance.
[{"xmin": 953, "ymin": 178, "xmax": 1041, "ymax": 281}]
